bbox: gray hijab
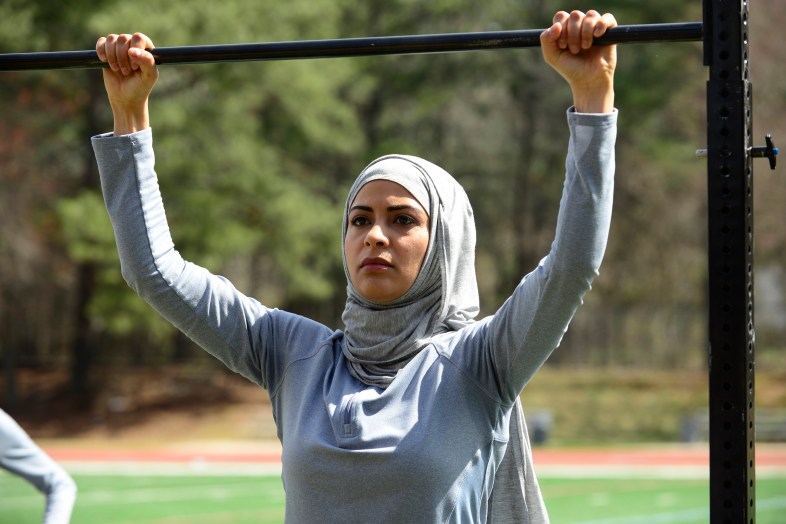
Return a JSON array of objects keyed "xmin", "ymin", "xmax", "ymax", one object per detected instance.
[
  {"xmin": 340, "ymin": 154, "xmax": 548, "ymax": 523},
  {"xmin": 341, "ymin": 154, "xmax": 478, "ymax": 387}
]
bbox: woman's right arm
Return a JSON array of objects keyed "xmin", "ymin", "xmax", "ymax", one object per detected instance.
[
  {"xmin": 93, "ymin": 34, "xmax": 334, "ymax": 391},
  {"xmin": 93, "ymin": 127, "xmax": 275, "ymax": 386},
  {"xmin": 92, "ymin": 34, "xmax": 273, "ymax": 386}
]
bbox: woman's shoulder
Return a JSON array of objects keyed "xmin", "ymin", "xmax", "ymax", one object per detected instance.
[
  {"xmin": 267, "ymin": 308, "xmax": 336, "ymax": 344},
  {"xmin": 430, "ymin": 317, "xmax": 493, "ymax": 357}
]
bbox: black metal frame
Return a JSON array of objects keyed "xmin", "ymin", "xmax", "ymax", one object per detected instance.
[
  {"xmin": 0, "ymin": 4, "xmax": 763, "ymax": 522},
  {"xmin": 704, "ymin": 0, "xmax": 756, "ymax": 522}
]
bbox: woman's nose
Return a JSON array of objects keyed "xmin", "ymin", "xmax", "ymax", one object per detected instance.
[{"xmin": 365, "ymin": 224, "xmax": 389, "ymax": 246}]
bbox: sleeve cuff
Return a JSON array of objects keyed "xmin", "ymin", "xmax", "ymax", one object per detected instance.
[
  {"xmin": 91, "ymin": 127, "xmax": 153, "ymax": 144},
  {"xmin": 567, "ymin": 106, "xmax": 618, "ymax": 127}
]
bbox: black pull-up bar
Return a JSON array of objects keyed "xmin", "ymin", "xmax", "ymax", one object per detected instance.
[{"xmin": 0, "ymin": 22, "xmax": 701, "ymax": 72}]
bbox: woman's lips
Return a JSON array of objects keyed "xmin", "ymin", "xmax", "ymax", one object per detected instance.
[{"xmin": 361, "ymin": 257, "xmax": 392, "ymax": 270}]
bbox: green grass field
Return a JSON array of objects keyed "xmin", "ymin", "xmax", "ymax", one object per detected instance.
[{"xmin": 2, "ymin": 471, "xmax": 785, "ymax": 523}]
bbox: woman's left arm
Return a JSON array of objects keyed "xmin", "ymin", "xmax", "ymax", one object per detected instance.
[
  {"xmin": 486, "ymin": 109, "xmax": 616, "ymax": 399},
  {"xmin": 482, "ymin": 10, "xmax": 618, "ymax": 402}
]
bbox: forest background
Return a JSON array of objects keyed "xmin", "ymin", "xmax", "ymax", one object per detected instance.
[{"xmin": 0, "ymin": 0, "xmax": 784, "ymax": 442}]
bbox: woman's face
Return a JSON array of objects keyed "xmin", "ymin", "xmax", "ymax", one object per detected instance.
[{"xmin": 345, "ymin": 180, "xmax": 430, "ymax": 303}]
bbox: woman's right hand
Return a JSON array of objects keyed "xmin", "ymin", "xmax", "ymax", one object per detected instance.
[{"xmin": 96, "ymin": 33, "xmax": 159, "ymax": 135}]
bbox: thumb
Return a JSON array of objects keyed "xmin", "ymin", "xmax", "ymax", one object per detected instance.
[
  {"xmin": 539, "ymin": 23, "xmax": 562, "ymax": 64},
  {"xmin": 540, "ymin": 22, "xmax": 561, "ymax": 44},
  {"xmin": 128, "ymin": 47, "xmax": 157, "ymax": 74}
]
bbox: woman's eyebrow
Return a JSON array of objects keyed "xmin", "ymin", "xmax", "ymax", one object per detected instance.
[
  {"xmin": 348, "ymin": 204, "xmax": 423, "ymax": 213},
  {"xmin": 387, "ymin": 204, "xmax": 422, "ymax": 213}
]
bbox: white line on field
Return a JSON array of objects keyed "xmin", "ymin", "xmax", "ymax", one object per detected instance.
[
  {"xmin": 572, "ymin": 496, "xmax": 786, "ymax": 524},
  {"xmin": 59, "ymin": 460, "xmax": 282, "ymax": 476},
  {"xmin": 535, "ymin": 465, "xmax": 786, "ymax": 480}
]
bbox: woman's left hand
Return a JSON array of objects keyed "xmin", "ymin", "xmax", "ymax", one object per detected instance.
[{"xmin": 540, "ymin": 10, "xmax": 617, "ymax": 113}]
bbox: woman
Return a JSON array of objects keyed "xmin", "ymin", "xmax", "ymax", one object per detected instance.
[{"xmin": 92, "ymin": 9, "xmax": 617, "ymax": 523}]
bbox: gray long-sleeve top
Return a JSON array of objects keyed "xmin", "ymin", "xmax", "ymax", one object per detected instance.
[{"xmin": 92, "ymin": 108, "xmax": 616, "ymax": 523}]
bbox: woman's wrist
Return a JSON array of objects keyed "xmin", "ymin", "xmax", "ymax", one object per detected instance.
[
  {"xmin": 571, "ymin": 81, "xmax": 615, "ymax": 114},
  {"xmin": 111, "ymin": 102, "xmax": 150, "ymax": 135}
]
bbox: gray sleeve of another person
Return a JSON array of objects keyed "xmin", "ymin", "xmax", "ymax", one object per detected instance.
[{"xmin": 0, "ymin": 409, "xmax": 77, "ymax": 524}]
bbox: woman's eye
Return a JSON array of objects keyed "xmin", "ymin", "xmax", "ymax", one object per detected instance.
[
  {"xmin": 395, "ymin": 215, "xmax": 416, "ymax": 225},
  {"xmin": 350, "ymin": 216, "xmax": 370, "ymax": 227}
]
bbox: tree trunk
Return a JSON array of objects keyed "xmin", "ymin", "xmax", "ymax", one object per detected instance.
[{"xmin": 69, "ymin": 72, "xmax": 105, "ymax": 396}]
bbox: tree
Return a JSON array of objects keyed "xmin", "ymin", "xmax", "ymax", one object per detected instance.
[
  {"xmin": 1, "ymin": 0, "xmax": 782, "ymax": 411},
  {"xmin": 0, "ymin": 0, "xmax": 118, "ymax": 403}
]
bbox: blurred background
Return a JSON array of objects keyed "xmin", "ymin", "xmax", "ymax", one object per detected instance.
[{"xmin": 0, "ymin": 0, "xmax": 783, "ymax": 448}]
